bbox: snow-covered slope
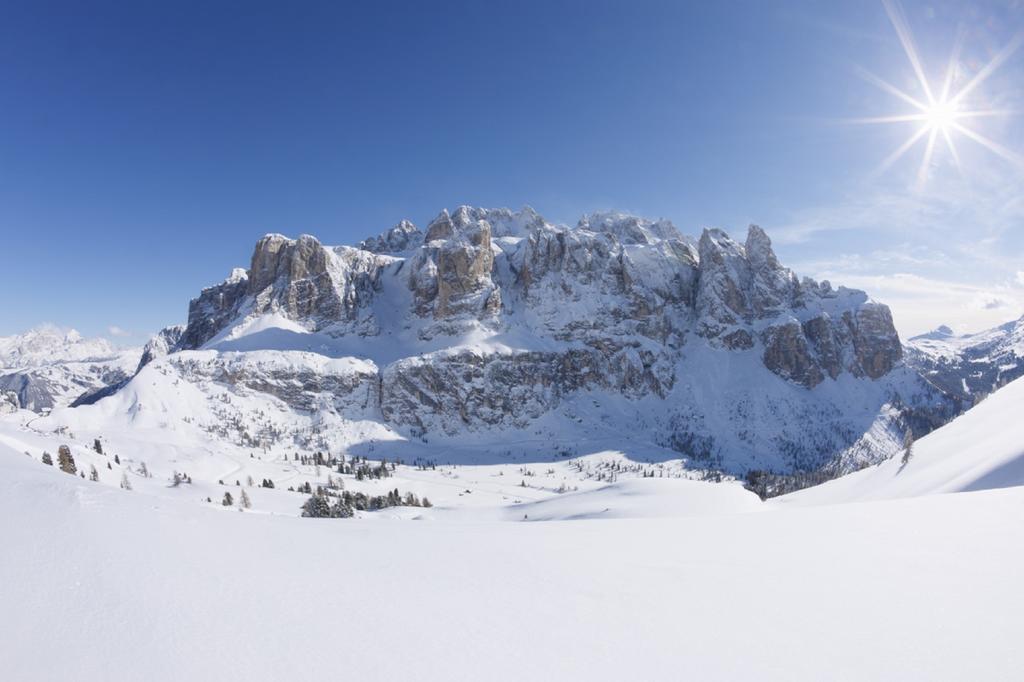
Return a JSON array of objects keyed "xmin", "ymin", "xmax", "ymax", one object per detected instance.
[
  {"xmin": 99, "ymin": 205, "xmax": 959, "ymax": 478},
  {"xmin": 0, "ymin": 326, "xmax": 140, "ymax": 411},
  {"xmin": 2, "ymin": 435, "xmax": 1023, "ymax": 681},
  {"xmin": 905, "ymin": 317, "xmax": 1024, "ymax": 404},
  {"xmin": 777, "ymin": 374, "xmax": 1024, "ymax": 505}
]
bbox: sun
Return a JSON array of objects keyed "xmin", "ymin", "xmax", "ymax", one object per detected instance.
[
  {"xmin": 852, "ymin": 0, "xmax": 1023, "ymax": 186},
  {"xmin": 923, "ymin": 100, "xmax": 959, "ymax": 133}
]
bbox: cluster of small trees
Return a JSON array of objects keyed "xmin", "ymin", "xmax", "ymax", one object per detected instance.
[
  {"xmin": 301, "ymin": 487, "xmax": 431, "ymax": 518},
  {"xmin": 222, "ymin": 490, "xmax": 251, "ymax": 509},
  {"xmin": 567, "ymin": 457, "xmax": 687, "ymax": 482},
  {"xmin": 331, "ymin": 453, "xmax": 397, "ymax": 480},
  {"xmin": 300, "ymin": 492, "xmax": 351, "ymax": 518},
  {"xmin": 744, "ymin": 468, "xmax": 834, "ymax": 499},
  {"xmin": 354, "ymin": 461, "xmax": 392, "ymax": 481},
  {"xmin": 37, "ymin": 441, "xmax": 128, "ymax": 486}
]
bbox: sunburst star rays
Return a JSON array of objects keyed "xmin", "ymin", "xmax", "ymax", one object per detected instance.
[{"xmin": 847, "ymin": 0, "xmax": 1022, "ymax": 187}]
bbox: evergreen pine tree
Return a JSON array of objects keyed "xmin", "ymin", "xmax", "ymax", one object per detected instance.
[
  {"xmin": 240, "ymin": 489, "xmax": 251, "ymax": 509},
  {"xmin": 330, "ymin": 497, "xmax": 354, "ymax": 518},
  {"xmin": 57, "ymin": 446, "xmax": 76, "ymax": 475},
  {"xmin": 301, "ymin": 493, "xmax": 331, "ymax": 518},
  {"xmin": 222, "ymin": 492, "xmax": 234, "ymax": 506},
  {"xmin": 120, "ymin": 473, "xmax": 132, "ymax": 490},
  {"xmin": 901, "ymin": 430, "xmax": 915, "ymax": 466},
  {"xmin": 41, "ymin": 452, "xmax": 53, "ymax": 466},
  {"xmin": 89, "ymin": 464, "xmax": 99, "ymax": 482}
]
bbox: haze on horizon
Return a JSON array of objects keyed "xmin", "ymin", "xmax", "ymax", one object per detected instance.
[{"xmin": 2, "ymin": 0, "xmax": 1022, "ymax": 343}]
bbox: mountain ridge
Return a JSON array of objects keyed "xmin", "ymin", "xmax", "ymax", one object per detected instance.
[{"xmin": 67, "ymin": 204, "xmax": 957, "ymax": 477}]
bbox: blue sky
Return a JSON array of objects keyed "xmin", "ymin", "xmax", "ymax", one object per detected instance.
[{"xmin": 2, "ymin": 0, "xmax": 1023, "ymax": 343}]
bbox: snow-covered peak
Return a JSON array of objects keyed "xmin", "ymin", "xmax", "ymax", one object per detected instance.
[
  {"xmin": 0, "ymin": 325, "xmax": 121, "ymax": 370},
  {"xmin": 744, "ymin": 224, "xmax": 778, "ymax": 268},
  {"xmin": 226, "ymin": 267, "xmax": 248, "ymax": 284},
  {"xmin": 421, "ymin": 205, "xmax": 547, "ymax": 244},
  {"xmin": 909, "ymin": 324, "xmax": 955, "ymax": 342},
  {"xmin": 359, "ymin": 219, "xmax": 422, "ymax": 254},
  {"xmin": 577, "ymin": 211, "xmax": 682, "ymax": 245},
  {"xmin": 904, "ymin": 315, "xmax": 1024, "ymax": 402},
  {"xmin": 0, "ymin": 325, "xmax": 142, "ymax": 412}
]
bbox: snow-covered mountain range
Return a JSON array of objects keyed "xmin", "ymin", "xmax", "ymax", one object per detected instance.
[
  {"xmin": 905, "ymin": 317, "xmax": 1024, "ymax": 404},
  {"xmin": 19, "ymin": 205, "xmax": 965, "ymax": 478},
  {"xmin": 0, "ymin": 326, "xmax": 139, "ymax": 412}
]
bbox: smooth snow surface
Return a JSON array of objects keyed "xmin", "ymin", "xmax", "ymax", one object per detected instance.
[{"xmin": 1, "ymin": 446, "xmax": 1022, "ymax": 681}]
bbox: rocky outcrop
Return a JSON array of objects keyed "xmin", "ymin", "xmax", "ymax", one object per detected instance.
[
  {"xmin": 381, "ymin": 345, "xmax": 673, "ymax": 435},
  {"xmin": 847, "ymin": 304, "xmax": 902, "ymax": 379},
  {"xmin": 358, "ymin": 220, "xmax": 422, "ymax": 254},
  {"xmin": 745, "ymin": 225, "xmax": 798, "ymax": 317},
  {"xmin": 179, "ymin": 269, "xmax": 250, "ymax": 349},
  {"xmin": 694, "ymin": 226, "xmax": 804, "ymax": 338},
  {"xmin": 577, "ymin": 212, "xmax": 682, "ymax": 244},
  {"xmin": 409, "ymin": 210, "xmax": 500, "ymax": 322},
  {"xmin": 762, "ymin": 321, "xmax": 825, "ymax": 388},
  {"xmin": 165, "ymin": 351, "xmax": 379, "ymax": 414},
  {"xmin": 510, "ymin": 222, "xmax": 697, "ymax": 345},
  {"xmin": 0, "ymin": 389, "xmax": 20, "ymax": 413},
  {"xmin": 179, "ymin": 236, "xmax": 391, "ymax": 349},
  {"xmin": 246, "ymin": 234, "xmax": 380, "ymax": 323},
  {"xmin": 758, "ymin": 304, "xmax": 902, "ymax": 389},
  {"xmin": 137, "ymin": 325, "xmax": 186, "ymax": 372},
  {"xmin": 695, "ymin": 229, "xmax": 753, "ymax": 336}
]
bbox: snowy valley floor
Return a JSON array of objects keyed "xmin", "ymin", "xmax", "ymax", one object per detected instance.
[
  {"xmin": 3, "ymin": 376, "xmax": 1024, "ymax": 681},
  {"xmin": 2, "ymin": 449, "xmax": 1023, "ymax": 681}
]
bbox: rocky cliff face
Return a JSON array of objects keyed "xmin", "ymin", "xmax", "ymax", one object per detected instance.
[
  {"xmin": 412, "ymin": 209, "xmax": 502, "ymax": 323},
  {"xmin": 125, "ymin": 205, "xmax": 950, "ymax": 475},
  {"xmin": 358, "ymin": 219, "xmax": 422, "ymax": 254}
]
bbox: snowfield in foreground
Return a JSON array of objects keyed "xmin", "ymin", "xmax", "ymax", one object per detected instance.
[
  {"xmin": 3, "ymin": 376, "xmax": 1024, "ymax": 680},
  {"xmin": 2, "ymin": 431, "xmax": 1024, "ymax": 680}
]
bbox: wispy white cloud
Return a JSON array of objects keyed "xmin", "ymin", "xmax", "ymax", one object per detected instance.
[
  {"xmin": 789, "ymin": 267, "xmax": 1024, "ymax": 338},
  {"xmin": 980, "ymin": 296, "xmax": 1010, "ymax": 310},
  {"xmin": 773, "ymin": 163, "xmax": 1024, "ymax": 336},
  {"xmin": 107, "ymin": 325, "xmax": 132, "ymax": 338}
]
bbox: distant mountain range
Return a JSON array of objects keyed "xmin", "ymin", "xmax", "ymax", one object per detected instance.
[
  {"xmin": 905, "ymin": 319, "xmax": 1024, "ymax": 404},
  {"xmin": 0, "ymin": 325, "xmax": 139, "ymax": 412}
]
